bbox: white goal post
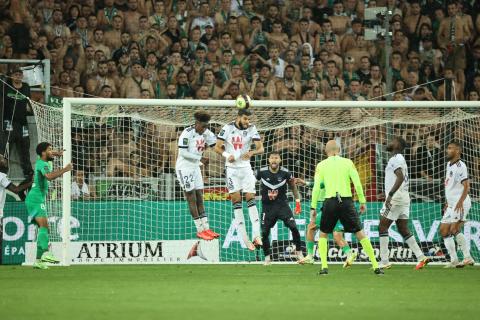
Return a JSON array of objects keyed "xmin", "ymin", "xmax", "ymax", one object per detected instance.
[{"xmin": 25, "ymin": 98, "xmax": 480, "ymax": 265}]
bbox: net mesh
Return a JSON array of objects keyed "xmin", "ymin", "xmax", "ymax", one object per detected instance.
[{"xmin": 31, "ymin": 100, "xmax": 480, "ymax": 264}]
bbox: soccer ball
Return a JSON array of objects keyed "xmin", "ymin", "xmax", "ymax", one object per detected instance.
[{"xmin": 235, "ymin": 94, "xmax": 252, "ymax": 109}]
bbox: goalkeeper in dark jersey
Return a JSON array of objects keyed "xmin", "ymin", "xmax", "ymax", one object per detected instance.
[{"xmin": 256, "ymin": 152, "xmax": 303, "ymax": 265}]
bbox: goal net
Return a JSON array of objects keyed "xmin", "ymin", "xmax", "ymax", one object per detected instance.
[{"xmin": 26, "ymin": 99, "xmax": 480, "ymax": 265}]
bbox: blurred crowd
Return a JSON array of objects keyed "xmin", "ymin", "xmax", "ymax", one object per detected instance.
[{"xmin": 0, "ymin": 0, "xmax": 480, "ymax": 102}]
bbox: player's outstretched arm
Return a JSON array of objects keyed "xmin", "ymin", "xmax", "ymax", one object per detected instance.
[{"xmin": 45, "ymin": 163, "xmax": 73, "ymax": 181}]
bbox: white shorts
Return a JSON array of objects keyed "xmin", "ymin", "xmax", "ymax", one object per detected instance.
[
  {"xmin": 176, "ymin": 167, "xmax": 204, "ymax": 192},
  {"xmin": 441, "ymin": 199, "xmax": 471, "ymax": 224},
  {"xmin": 225, "ymin": 166, "xmax": 256, "ymax": 194},
  {"xmin": 380, "ymin": 202, "xmax": 410, "ymax": 220}
]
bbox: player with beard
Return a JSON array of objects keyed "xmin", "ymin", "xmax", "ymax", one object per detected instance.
[
  {"xmin": 25, "ymin": 142, "xmax": 72, "ymax": 269},
  {"xmin": 256, "ymin": 152, "xmax": 303, "ymax": 265},
  {"xmin": 215, "ymin": 108, "xmax": 264, "ymax": 250}
]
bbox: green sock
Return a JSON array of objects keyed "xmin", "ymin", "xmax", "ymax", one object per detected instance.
[
  {"xmin": 342, "ymin": 245, "xmax": 351, "ymax": 254},
  {"xmin": 36, "ymin": 227, "xmax": 49, "ymax": 259},
  {"xmin": 360, "ymin": 237, "xmax": 378, "ymax": 269},
  {"xmin": 307, "ymin": 241, "xmax": 315, "ymax": 256},
  {"xmin": 318, "ymin": 238, "xmax": 328, "ymax": 269}
]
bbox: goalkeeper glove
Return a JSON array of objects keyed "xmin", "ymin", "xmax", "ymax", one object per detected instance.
[{"xmin": 294, "ymin": 199, "xmax": 301, "ymax": 214}]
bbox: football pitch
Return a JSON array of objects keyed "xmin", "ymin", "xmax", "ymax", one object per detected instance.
[{"xmin": 0, "ymin": 264, "xmax": 479, "ymax": 320}]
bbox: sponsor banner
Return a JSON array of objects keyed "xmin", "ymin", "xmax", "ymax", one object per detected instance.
[
  {"xmin": 3, "ymin": 201, "xmax": 480, "ymax": 264},
  {"xmin": 271, "ymin": 240, "xmax": 449, "ymax": 263},
  {"xmin": 25, "ymin": 240, "xmax": 219, "ymax": 265}
]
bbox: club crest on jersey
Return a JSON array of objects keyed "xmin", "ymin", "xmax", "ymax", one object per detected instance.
[
  {"xmin": 196, "ymin": 138, "xmax": 205, "ymax": 152},
  {"xmin": 243, "ymin": 131, "xmax": 247, "ymax": 136},
  {"xmin": 232, "ymin": 136, "xmax": 243, "ymax": 150},
  {"xmin": 268, "ymin": 189, "xmax": 278, "ymax": 200},
  {"xmin": 450, "ymin": 171, "xmax": 453, "ymax": 177}
]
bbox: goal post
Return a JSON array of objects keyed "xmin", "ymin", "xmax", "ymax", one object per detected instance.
[{"xmin": 25, "ymin": 98, "xmax": 480, "ymax": 265}]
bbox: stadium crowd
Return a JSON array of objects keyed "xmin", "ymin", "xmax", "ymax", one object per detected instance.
[
  {"xmin": 0, "ymin": 0, "xmax": 480, "ymax": 102},
  {"xmin": 0, "ymin": 0, "xmax": 480, "ymax": 200}
]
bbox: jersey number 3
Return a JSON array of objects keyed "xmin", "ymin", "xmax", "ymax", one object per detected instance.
[{"xmin": 268, "ymin": 189, "xmax": 278, "ymax": 200}]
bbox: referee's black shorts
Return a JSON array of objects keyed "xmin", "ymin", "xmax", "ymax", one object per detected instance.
[{"xmin": 320, "ymin": 197, "xmax": 362, "ymax": 234}]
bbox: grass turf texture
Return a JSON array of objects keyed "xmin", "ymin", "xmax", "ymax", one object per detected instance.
[{"xmin": 0, "ymin": 264, "xmax": 479, "ymax": 320}]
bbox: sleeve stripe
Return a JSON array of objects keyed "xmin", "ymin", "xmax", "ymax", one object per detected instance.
[
  {"xmin": 217, "ymin": 137, "xmax": 225, "ymax": 141},
  {"xmin": 252, "ymin": 138, "xmax": 261, "ymax": 141},
  {"xmin": 178, "ymin": 146, "xmax": 188, "ymax": 149},
  {"xmin": 208, "ymin": 143, "xmax": 216, "ymax": 147},
  {"xmin": 460, "ymin": 178, "xmax": 468, "ymax": 183}
]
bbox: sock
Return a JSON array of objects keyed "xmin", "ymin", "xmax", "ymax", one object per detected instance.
[
  {"xmin": 199, "ymin": 215, "xmax": 209, "ymax": 230},
  {"xmin": 234, "ymin": 203, "xmax": 250, "ymax": 246},
  {"xmin": 36, "ymin": 227, "xmax": 49, "ymax": 259},
  {"xmin": 307, "ymin": 241, "xmax": 315, "ymax": 256},
  {"xmin": 443, "ymin": 236, "xmax": 458, "ymax": 262},
  {"xmin": 360, "ymin": 237, "xmax": 379, "ymax": 269},
  {"xmin": 405, "ymin": 234, "xmax": 425, "ymax": 261},
  {"xmin": 193, "ymin": 218, "xmax": 203, "ymax": 233},
  {"xmin": 379, "ymin": 232, "xmax": 389, "ymax": 263},
  {"xmin": 318, "ymin": 237, "xmax": 328, "ymax": 269},
  {"xmin": 247, "ymin": 199, "xmax": 260, "ymax": 239},
  {"xmin": 341, "ymin": 245, "xmax": 351, "ymax": 255},
  {"xmin": 455, "ymin": 232, "xmax": 471, "ymax": 260}
]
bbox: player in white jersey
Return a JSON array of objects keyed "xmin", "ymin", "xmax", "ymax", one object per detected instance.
[
  {"xmin": 440, "ymin": 141, "xmax": 474, "ymax": 268},
  {"xmin": 175, "ymin": 111, "xmax": 220, "ymax": 241},
  {"xmin": 0, "ymin": 155, "xmax": 33, "ymax": 259},
  {"xmin": 214, "ymin": 108, "xmax": 264, "ymax": 250},
  {"xmin": 378, "ymin": 137, "xmax": 430, "ymax": 270}
]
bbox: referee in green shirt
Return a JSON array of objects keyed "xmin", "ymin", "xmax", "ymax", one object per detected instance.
[{"xmin": 311, "ymin": 140, "xmax": 383, "ymax": 275}]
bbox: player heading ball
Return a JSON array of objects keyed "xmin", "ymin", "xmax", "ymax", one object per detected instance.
[{"xmin": 215, "ymin": 108, "xmax": 264, "ymax": 250}]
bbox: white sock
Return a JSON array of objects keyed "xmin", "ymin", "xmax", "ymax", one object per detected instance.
[
  {"xmin": 247, "ymin": 200, "xmax": 260, "ymax": 239},
  {"xmin": 379, "ymin": 233, "xmax": 389, "ymax": 263},
  {"xmin": 455, "ymin": 233, "xmax": 471, "ymax": 260},
  {"xmin": 200, "ymin": 216, "xmax": 209, "ymax": 230},
  {"xmin": 405, "ymin": 235, "xmax": 425, "ymax": 261},
  {"xmin": 234, "ymin": 205, "xmax": 250, "ymax": 246},
  {"xmin": 443, "ymin": 236, "xmax": 458, "ymax": 262},
  {"xmin": 194, "ymin": 218, "xmax": 203, "ymax": 233}
]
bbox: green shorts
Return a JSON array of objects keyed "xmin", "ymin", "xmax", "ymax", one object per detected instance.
[
  {"xmin": 26, "ymin": 201, "xmax": 47, "ymax": 224},
  {"xmin": 315, "ymin": 213, "xmax": 344, "ymax": 233}
]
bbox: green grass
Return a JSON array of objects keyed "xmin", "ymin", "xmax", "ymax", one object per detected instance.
[{"xmin": 0, "ymin": 264, "xmax": 479, "ymax": 320}]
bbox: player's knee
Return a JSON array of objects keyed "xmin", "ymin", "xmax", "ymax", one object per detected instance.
[
  {"xmin": 450, "ymin": 224, "xmax": 459, "ymax": 235},
  {"xmin": 398, "ymin": 226, "xmax": 411, "ymax": 238}
]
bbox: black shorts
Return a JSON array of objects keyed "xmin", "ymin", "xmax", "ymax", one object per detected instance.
[
  {"xmin": 261, "ymin": 202, "xmax": 296, "ymax": 230},
  {"xmin": 320, "ymin": 197, "xmax": 362, "ymax": 234}
]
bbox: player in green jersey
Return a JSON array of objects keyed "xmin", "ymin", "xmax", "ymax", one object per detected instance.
[
  {"xmin": 295, "ymin": 178, "xmax": 357, "ymax": 268},
  {"xmin": 26, "ymin": 142, "xmax": 72, "ymax": 269}
]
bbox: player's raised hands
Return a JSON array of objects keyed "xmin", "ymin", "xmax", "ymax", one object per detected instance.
[{"xmin": 52, "ymin": 149, "xmax": 65, "ymax": 157}]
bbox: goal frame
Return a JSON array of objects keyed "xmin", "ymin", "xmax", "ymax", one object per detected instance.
[{"xmin": 58, "ymin": 98, "xmax": 479, "ymax": 266}]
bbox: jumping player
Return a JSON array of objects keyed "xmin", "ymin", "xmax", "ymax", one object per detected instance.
[
  {"xmin": 176, "ymin": 111, "xmax": 220, "ymax": 241},
  {"xmin": 215, "ymin": 108, "xmax": 264, "ymax": 250}
]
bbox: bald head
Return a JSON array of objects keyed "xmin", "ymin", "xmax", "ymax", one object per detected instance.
[{"xmin": 325, "ymin": 140, "xmax": 340, "ymax": 156}]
